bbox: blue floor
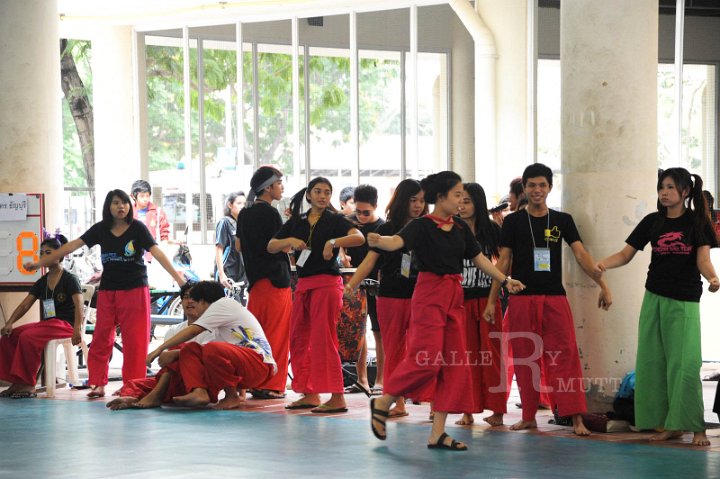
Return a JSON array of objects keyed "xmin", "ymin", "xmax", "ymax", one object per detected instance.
[{"xmin": 1, "ymin": 399, "xmax": 718, "ymax": 478}]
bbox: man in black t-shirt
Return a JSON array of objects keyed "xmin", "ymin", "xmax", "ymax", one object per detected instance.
[
  {"xmin": 237, "ymin": 166, "xmax": 292, "ymax": 399},
  {"xmin": 487, "ymin": 163, "xmax": 611, "ymax": 436},
  {"xmin": 343, "ymin": 185, "xmax": 385, "ymax": 395}
]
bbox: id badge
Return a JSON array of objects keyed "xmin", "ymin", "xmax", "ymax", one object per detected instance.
[
  {"xmin": 401, "ymin": 253, "xmax": 412, "ymax": 278},
  {"xmin": 42, "ymin": 298, "xmax": 57, "ymax": 318},
  {"xmin": 533, "ymin": 247, "xmax": 551, "ymax": 272},
  {"xmin": 296, "ymin": 249, "xmax": 311, "ymax": 268}
]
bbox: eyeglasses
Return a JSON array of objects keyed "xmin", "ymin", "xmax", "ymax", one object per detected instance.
[{"xmin": 356, "ymin": 209, "xmax": 374, "ymax": 217}]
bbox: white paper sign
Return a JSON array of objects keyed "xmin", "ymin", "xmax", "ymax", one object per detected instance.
[{"xmin": 0, "ymin": 194, "xmax": 28, "ymax": 222}]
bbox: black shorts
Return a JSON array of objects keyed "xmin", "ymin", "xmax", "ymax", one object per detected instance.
[{"xmin": 367, "ymin": 294, "xmax": 379, "ymax": 332}]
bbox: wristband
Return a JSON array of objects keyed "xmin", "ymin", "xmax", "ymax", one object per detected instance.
[{"xmin": 501, "ymin": 276, "xmax": 510, "ymax": 288}]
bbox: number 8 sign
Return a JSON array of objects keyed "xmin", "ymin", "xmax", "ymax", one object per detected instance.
[{"xmin": 0, "ymin": 193, "xmax": 44, "ymax": 289}]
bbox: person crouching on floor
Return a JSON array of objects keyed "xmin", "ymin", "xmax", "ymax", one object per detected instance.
[{"xmin": 146, "ymin": 281, "xmax": 277, "ymax": 410}]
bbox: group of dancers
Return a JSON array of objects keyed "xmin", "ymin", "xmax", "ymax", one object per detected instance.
[{"xmin": 1, "ymin": 163, "xmax": 717, "ymax": 450}]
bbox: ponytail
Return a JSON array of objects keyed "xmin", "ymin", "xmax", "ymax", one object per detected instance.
[
  {"xmin": 689, "ymin": 173, "xmax": 712, "ymax": 242},
  {"xmin": 656, "ymin": 167, "xmax": 712, "ymax": 242},
  {"xmin": 288, "ymin": 187, "xmax": 308, "ymax": 221}
]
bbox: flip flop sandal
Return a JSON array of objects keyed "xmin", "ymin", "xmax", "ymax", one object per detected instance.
[
  {"xmin": 285, "ymin": 403, "xmax": 319, "ymax": 410},
  {"xmin": 251, "ymin": 389, "xmax": 286, "ymax": 400},
  {"xmin": 370, "ymin": 398, "xmax": 389, "ymax": 440},
  {"xmin": 0, "ymin": 389, "xmax": 16, "ymax": 398},
  {"xmin": 311, "ymin": 405, "xmax": 348, "ymax": 414},
  {"xmin": 10, "ymin": 391, "xmax": 37, "ymax": 399},
  {"xmin": 87, "ymin": 389, "xmax": 105, "ymax": 399},
  {"xmin": 427, "ymin": 432, "xmax": 468, "ymax": 451},
  {"xmin": 388, "ymin": 410, "xmax": 409, "ymax": 418}
]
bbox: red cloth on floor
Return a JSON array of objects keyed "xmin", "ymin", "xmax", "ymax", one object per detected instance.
[
  {"xmin": 464, "ymin": 297, "xmax": 507, "ymax": 414},
  {"xmin": 115, "ymin": 346, "xmax": 187, "ymax": 401},
  {"xmin": 0, "ymin": 319, "xmax": 74, "ymax": 386},
  {"xmin": 247, "ymin": 279, "xmax": 292, "ymax": 392},
  {"xmin": 384, "ymin": 272, "xmax": 472, "ymax": 413},
  {"xmin": 88, "ymin": 287, "xmax": 150, "ymax": 386},
  {"xmin": 506, "ymin": 295, "xmax": 587, "ymax": 421},
  {"xmin": 289, "ymin": 275, "xmax": 344, "ymax": 395}
]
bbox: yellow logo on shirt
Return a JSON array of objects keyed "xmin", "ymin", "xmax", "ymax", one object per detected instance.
[{"xmin": 545, "ymin": 226, "xmax": 561, "ymax": 243}]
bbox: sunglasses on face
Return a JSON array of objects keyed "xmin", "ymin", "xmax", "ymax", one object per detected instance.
[{"xmin": 356, "ymin": 209, "xmax": 374, "ymax": 217}]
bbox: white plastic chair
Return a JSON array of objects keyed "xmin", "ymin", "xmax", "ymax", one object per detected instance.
[{"xmin": 43, "ymin": 284, "xmax": 95, "ymax": 398}]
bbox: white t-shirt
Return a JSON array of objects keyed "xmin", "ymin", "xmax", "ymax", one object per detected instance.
[
  {"xmin": 164, "ymin": 320, "xmax": 215, "ymax": 345},
  {"xmin": 193, "ymin": 297, "xmax": 277, "ymax": 374}
]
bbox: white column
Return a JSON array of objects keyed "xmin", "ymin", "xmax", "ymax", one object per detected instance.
[
  {"xmin": 92, "ymin": 26, "xmax": 141, "ymax": 209},
  {"xmin": 0, "ymin": 0, "xmax": 61, "ymax": 326},
  {"xmin": 561, "ymin": 0, "xmax": 658, "ymax": 411}
]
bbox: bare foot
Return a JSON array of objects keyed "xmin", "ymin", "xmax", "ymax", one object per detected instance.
[
  {"xmin": 388, "ymin": 407, "xmax": 408, "ymax": 418},
  {"xmin": 572, "ymin": 414, "xmax": 591, "ymax": 436},
  {"xmin": 455, "ymin": 414, "xmax": 474, "ymax": 426},
  {"xmin": 106, "ymin": 397, "xmax": 139, "ymax": 410},
  {"xmin": 483, "ymin": 412, "xmax": 504, "ymax": 427},
  {"xmin": 215, "ymin": 396, "xmax": 245, "ymax": 410},
  {"xmin": 173, "ymin": 388, "xmax": 210, "ymax": 407},
  {"xmin": 692, "ymin": 432, "xmax": 711, "ymax": 446},
  {"xmin": 87, "ymin": 386, "xmax": 105, "ymax": 399},
  {"xmin": 650, "ymin": 430, "xmax": 684, "ymax": 442},
  {"xmin": 132, "ymin": 394, "xmax": 163, "ymax": 409},
  {"xmin": 510, "ymin": 419, "xmax": 537, "ymax": 431}
]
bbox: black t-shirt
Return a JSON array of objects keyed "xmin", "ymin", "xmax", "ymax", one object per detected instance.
[
  {"xmin": 237, "ymin": 201, "xmax": 291, "ymax": 291},
  {"xmin": 274, "ymin": 210, "xmax": 355, "ymax": 278},
  {"xmin": 398, "ymin": 216, "xmax": 481, "ymax": 275},
  {"xmin": 214, "ymin": 216, "xmax": 246, "ymax": 283},
  {"xmin": 626, "ymin": 211, "xmax": 717, "ymax": 302},
  {"xmin": 370, "ymin": 221, "xmax": 418, "ymax": 299},
  {"xmin": 81, "ymin": 220, "xmax": 156, "ymax": 290},
  {"xmin": 29, "ymin": 270, "xmax": 81, "ymax": 324},
  {"xmin": 346, "ymin": 216, "xmax": 385, "ymax": 276},
  {"xmin": 462, "ymin": 221, "xmax": 502, "ymax": 299},
  {"xmin": 500, "ymin": 209, "xmax": 581, "ymax": 296}
]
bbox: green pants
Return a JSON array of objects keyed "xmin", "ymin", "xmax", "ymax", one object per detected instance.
[{"xmin": 635, "ymin": 291, "xmax": 705, "ymax": 432}]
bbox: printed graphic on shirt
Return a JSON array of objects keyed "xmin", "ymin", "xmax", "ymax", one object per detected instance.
[
  {"xmin": 461, "ymin": 258, "xmax": 492, "ymax": 289},
  {"xmin": 230, "ymin": 327, "xmax": 274, "ymax": 365},
  {"xmin": 654, "ymin": 231, "xmax": 693, "ymax": 255},
  {"xmin": 547, "ymin": 226, "xmax": 561, "ymax": 243},
  {"xmin": 56, "ymin": 292, "xmax": 68, "ymax": 304},
  {"xmin": 102, "ymin": 240, "xmax": 140, "ymax": 264}
]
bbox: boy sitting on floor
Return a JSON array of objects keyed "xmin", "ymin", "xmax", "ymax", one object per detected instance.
[{"xmin": 146, "ymin": 281, "xmax": 277, "ymax": 410}]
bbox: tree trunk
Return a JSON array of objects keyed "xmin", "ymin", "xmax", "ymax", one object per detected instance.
[{"xmin": 60, "ymin": 39, "xmax": 95, "ymax": 206}]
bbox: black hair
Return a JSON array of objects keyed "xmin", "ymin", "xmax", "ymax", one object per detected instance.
[
  {"xmin": 339, "ymin": 186, "xmax": 355, "ymax": 203},
  {"xmin": 522, "ymin": 163, "xmax": 553, "ymax": 187},
  {"xmin": 463, "ymin": 182, "xmax": 500, "ymax": 258},
  {"xmin": 223, "ymin": 191, "xmax": 245, "ymax": 217},
  {"xmin": 386, "ymin": 179, "xmax": 426, "ymax": 233},
  {"xmin": 101, "ymin": 190, "xmax": 134, "ymax": 227},
  {"xmin": 703, "ymin": 190, "xmax": 715, "ymax": 211},
  {"xmin": 250, "ymin": 166, "xmax": 282, "ymax": 195},
  {"xmin": 353, "ymin": 184, "xmax": 378, "ymax": 206},
  {"xmin": 130, "ymin": 180, "xmax": 152, "ymax": 199},
  {"xmin": 179, "ymin": 280, "xmax": 196, "ymax": 298},
  {"xmin": 656, "ymin": 168, "xmax": 711, "ymax": 242},
  {"xmin": 288, "ymin": 177, "xmax": 336, "ymax": 220},
  {"xmin": 188, "ymin": 280, "xmax": 225, "ymax": 304},
  {"xmin": 40, "ymin": 234, "xmax": 68, "ymax": 250},
  {"xmin": 510, "ymin": 177, "xmax": 524, "ymax": 198},
  {"xmin": 420, "ymin": 171, "xmax": 462, "ymax": 204}
]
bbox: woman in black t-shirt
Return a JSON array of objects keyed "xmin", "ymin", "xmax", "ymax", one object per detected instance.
[
  {"xmin": 597, "ymin": 168, "xmax": 719, "ymax": 447},
  {"xmin": 1, "ymin": 235, "xmax": 82, "ymax": 398},
  {"xmin": 345, "ymin": 179, "xmax": 428, "ymax": 418},
  {"xmin": 368, "ymin": 171, "xmax": 525, "ymax": 451},
  {"xmin": 268, "ymin": 177, "xmax": 364, "ymax": 413},
  {"xmin": 456, "ymin": 182, "xmax": 506, "ymax": 428},
  {"xmin": 25, "ymin": 190, "xmax": 185, "ymax": 399},
  {"xmin": 214, "ymin": 191, "xmax": 247, "ymax": 291}
]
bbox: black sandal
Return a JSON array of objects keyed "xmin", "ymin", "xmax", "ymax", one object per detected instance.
[
  {"xmin": 370, "ymin": 398, "xmax": 389, "ymax": 440},
  {"xmin": 427, "ymin": 432, "xmax": 468, "ymax": 451}
]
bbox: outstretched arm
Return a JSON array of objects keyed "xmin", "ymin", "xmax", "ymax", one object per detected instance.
[
  {"xmin": 149, "ymin": 245, "xmax": 186, "ymax": 286},
  {"xmin": 472, "ymin": 252, "xmax": 524, "ymax": 294},
  {"xmin": 597, "ymin": 244, "xmax": 639, "ymax": 271},
  {"xmin": 147, "ymin": 324, "xmax": 204, "ymax": 366},
  {"xmin": 483, "ymin": 247, "xmax": 512, "ymax": 324},
  {"xmin": 345, "ymin": 251, "xmax": 380, "ymax": 294},
  {"xmin": 367, "ymin": 232, "xmax": 404, "ymax": 252},
  {"xmin": 571, "ymin": 241, "xmax": 613, "ymax": 310},
  {"xmin": 0, "ymin": 294, "xmax": 37, "ymax": 336},
  {"xmin": 697, "ymin": 245, "xmax": 720, "ymax": 292},
  {"xmin": 24, "ymin": 238, "xmax": 85, "ymax": 271}
]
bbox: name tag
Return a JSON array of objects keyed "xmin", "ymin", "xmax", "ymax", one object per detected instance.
[
  {"xmin": 534, "ymin": 247, "xmax": 551, "ymax": 272},
  {"xmin": 401, "ymin": 253, "xmax": 412, "ymax": 278},
  {"xmin": 296, "ymin": 249, "xmax": 311, "ymax": 268},
  {"xmin": 43, "ymin": 298, "xmax": 57, "ymax": 318}
]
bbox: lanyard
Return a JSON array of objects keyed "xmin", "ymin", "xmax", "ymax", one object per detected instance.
[
  {"xmin": 306, "ymin": 214, "xmax": 321, "ymax": 246},
  {"xmin": 527, "ymin": 210, "xmax": 550, "ymax": 249}
]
